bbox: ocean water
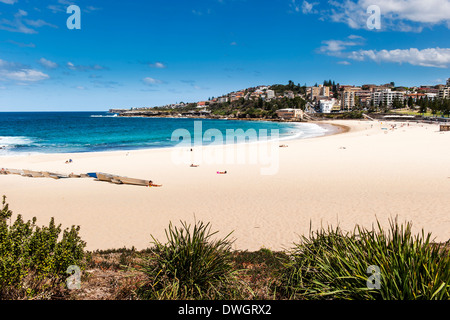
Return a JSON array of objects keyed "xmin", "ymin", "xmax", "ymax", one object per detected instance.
[{"xmin": 0, "ymin": 112, "xmax": 329, "ymax": 156}]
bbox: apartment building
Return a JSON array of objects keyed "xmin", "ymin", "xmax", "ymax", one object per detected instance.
[
  {"xmin": 371, "ymin": 89, "xmax": 405, "ymax": 108},
  {"xmin": 319, "ymin": 98, "xmax": 338, "ymax": 113},
  {"xmin": 340, "ymin": 87, "xmax": 357, "ymax": 111},
  {"xmin": 266, "ymin": 89, "xmax": 275, "ymax": 99},
  {"xmin": 308, "ymin": 85, "xmax": 330, "ymax": 101},
  {"xmin": 439, "ymin": 87, "xmax": 450, "ymax": 99},
  {"xmin": 439, "ymin": 78, "xmax": 450, "ymax": 99},
  {"xmin": 284, "ymin": 91, "xmax": 295, "ymax": 99}
]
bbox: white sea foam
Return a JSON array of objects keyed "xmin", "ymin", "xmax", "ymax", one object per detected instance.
[
  {"xmin": 90, "ymin": 114, "xmax": 118, "ymax": 118},
  {"xmin": 0, "ymin": 136, "xmax": 34, "ymax": 147},
  {"xmin": 0, "ymin": 136, "xmax": 35, "ymax": 156}
]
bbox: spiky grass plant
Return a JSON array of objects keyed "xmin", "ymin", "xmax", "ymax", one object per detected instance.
[
  {"xmin": 277, "ymin": 218, "xmax": 450, "ymax": 300},
  {"xmin": 136, "ymin": 221, "xmax": 245, "ymax": 300}
]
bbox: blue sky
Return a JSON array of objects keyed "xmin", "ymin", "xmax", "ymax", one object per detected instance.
[{"xmin": 0, "ymin": 0, "xmax": 449, "ymax": 111}]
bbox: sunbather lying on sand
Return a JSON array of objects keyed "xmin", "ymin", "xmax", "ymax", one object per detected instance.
[{"xmin": 148, "ymin": 181, "xmax": 162, "ymax": 187}]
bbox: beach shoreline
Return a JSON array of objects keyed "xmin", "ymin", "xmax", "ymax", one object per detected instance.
[
  {"xmin": 0, "ymin": 116, "xmax": 331, "ymax": 158},
  {"xmin": 1, "ymin": 119, "xmax": 449, "ymax": 251}
]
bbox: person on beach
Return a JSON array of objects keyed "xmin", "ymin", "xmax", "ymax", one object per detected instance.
[{"xmin": 148, "ymin": 180, "xmax": 162, "ymax": 187}]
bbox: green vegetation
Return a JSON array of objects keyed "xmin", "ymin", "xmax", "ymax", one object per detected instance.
[
  {"xmin": 134, "ymin": 221, "xmax": 247, "ymax": 300},
  {"xmin": 0, "ymin": 196, "xmax": 86, "ymax": 299},
  {"xmin": 271, "ymin": 80, "xmax": 306, "ymax": 96},
  {"xmin": 320, "ymin": 111, "xmax": 364, "ymax": 119},
  {"xmin": 208, "ymin": 96, "xmax": 307, "ymax": 119},
  {"xmin": 276, "ymin": 218, "xmax": 450, "ymax": 300},
  {"xmin": 1, "ymin": 196, "xmax": 449, "ymax": 300},
  {"xmin": 412, "ymin": 97, "xmax": 450, "ymax": 117}
]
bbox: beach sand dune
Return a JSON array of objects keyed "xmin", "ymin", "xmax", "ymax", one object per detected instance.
[{"xmin": 1, "ymin": 120, "xmax": 449, "ymax": 251}]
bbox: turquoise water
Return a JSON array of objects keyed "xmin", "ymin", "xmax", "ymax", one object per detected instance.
[{"xmin": 0, "ymin": 112, "xmax": 328, "ymax": 155}]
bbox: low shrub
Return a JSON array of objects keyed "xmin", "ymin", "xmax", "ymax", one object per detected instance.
[
  {"xmin": 135, "ymin": 220, "xmax": 246, "ymax": 300},
  {"xmin": 0, "ymin": 196, "xmax": 86, "ymax": 299},
  {"xmin": 276, "ymin": 218, "xmax": 450, "ymax": 300}
]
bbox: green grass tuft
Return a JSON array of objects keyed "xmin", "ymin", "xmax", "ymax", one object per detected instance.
[{"xmin": 276, "ymin": 218, "xmax": 450, "ymax": 300}]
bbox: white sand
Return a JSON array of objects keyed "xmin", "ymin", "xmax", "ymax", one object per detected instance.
[{"xmin": 1, "ymin": 120, "xmax": 449, "ymax": 251}]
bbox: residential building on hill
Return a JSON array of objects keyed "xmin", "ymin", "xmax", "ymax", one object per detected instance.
[
  {"xmin": 372, "ymin": 89, "xmax": 405, "ymax": 108},
  {"xmin": 319, "ymin": 98, "xmax": 338, "ymax": 113},
  {"xmin": 340, "ymin": 87, "xmax": 358, "ymax": 111},
  {"xmin": 276, "ymin": 108, "xmax": 304, "ymax": 120},
  {"xmin": 266, "ymin": 89, "xmax": 275, "ymax": 99},
  {"xmin": 439, "ymin": 86, "xmax": 450, "ymax": 99},
  {"xmin": 308, "ymin": 85, "xmax": 330, "ymax": 101}
]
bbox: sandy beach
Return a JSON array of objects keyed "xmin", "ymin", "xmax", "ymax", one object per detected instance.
[{"xmin": 1, "ymin": 119, "xmax": 449, "ymax": 251}]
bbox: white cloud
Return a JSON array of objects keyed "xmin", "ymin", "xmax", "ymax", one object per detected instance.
[
  {"xmin": 24, "ymin": 19, "xmax": 57, "ymax": 28},
  {"xmin": 0, "ymin": 10, "xmax": 36, "ymax": 34},
  {"xmin": 318, "ymin": 35, "xmax": 450, "ymax": 68},
  {"xmin": 302, "ymin": 1, "xmax": 318, "ymax": 14},
  {"xmin": 48, "ymin": 1, "xmax": 101, "ymax": 14},
  {"xmin": 6, "ymin": 40, "xmax": 36, "ymax": 48},
  {"xmin": 318, "ymin": 35, "xmax": 365, "ymax": 55},
  {"xmin": 289, "ymin": 0, "xmax": 319, "ymax": 14},
  {"xmin": 347, "ymin": 47, "xmax": 450, "ymax": 68},
  {"xmin": 327, "ymin": 0, "xmax": 450, "ymax": 31},
  {"xmin": 142, "ymin": 77, "xmax": 164, "ymax": 85},
  {"xmin": 67, "ymin": 62, "xmax": 107, "ymax": 71},
  {"xmin": 0, "ymin": 9, "xmax": 57, "ymax": 34},
  {"xmin": 38, "ymin": 58, "xmax": 58, "ymax": 69},
  {"xmin": 149, "ymin": 62, "xmax": 167, "ymax": 69},
  {"xmin": 0, "ymin": 0, "xmax": 18, "ymax": 4},
  {"xmin": 91, "ymin": 80, "xmax": 120, "ymax": 88},
  {"xmin": 0, "ymin": 59, "xmax": 49, "ymax": 82},
  {"xmin": 192, "ymin": 9, "xmax": 211, "ymax": 16},
  {"xmin": 6, "ymin": 69, "xmax": 49, "ymax": 82},
  {"xmin": 319, "ymin": 40, "xmax": 360, "ymax": 54}
]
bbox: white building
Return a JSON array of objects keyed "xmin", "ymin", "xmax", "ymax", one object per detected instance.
[
  {"xmin": 284, "ymin": 91, "xmax": 295, "ymax": 99},
  {"xmin": 426, "ymin": 93, "xmax": 437, "ymax": 100},
  {"xmin": 266, "ymin": 89, "xmax": 275, "ymax": 99},
  {"xmin": 439, "ymin": 80, "xmax": 450, "ymax": 99},
  {"xmin": 371, "ymin": 89, "xmax": 405, "ymax": 108},
  {"xmin": 341, "ymin": 88, "xmax": 355, "ymax": 111},
  {"xmin": 319, "ymin": 98, "xmax": 337, "ymax": 113}
]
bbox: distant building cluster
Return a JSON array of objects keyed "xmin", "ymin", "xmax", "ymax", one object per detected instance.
[
  {"xmin": 307, "ymin": 79, "xmax": 450, "ymax": 114},
  {"xmin": 119, "ymin": 77, "xmax": 450, "ymax": 119}
]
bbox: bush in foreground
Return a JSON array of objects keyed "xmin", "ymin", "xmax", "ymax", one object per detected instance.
[
  {"xmin": 135, "ymin": 221, "xmax": 247, "ymax": 300},
  {"xmin": 0, "ymin": 196, "xmax": 86, "ymax": 299},
  {"xmin": 276, "ymin": 218, "xmax": 450, "ymax": 300}
]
